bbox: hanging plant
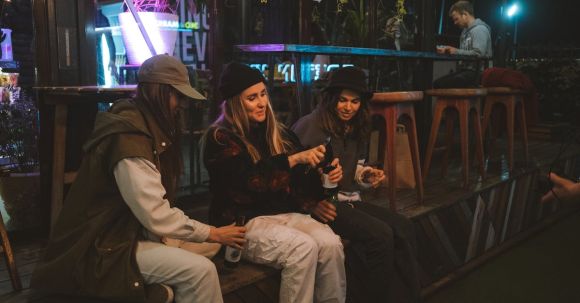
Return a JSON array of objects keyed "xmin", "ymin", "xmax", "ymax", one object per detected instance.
[
  {"xmin": 338, "ymin": 0, "xmax": 367, "ymax": 46},
  {"xmin": 337, "ymin": 0, "xmax": 348, "ymax": 13},
  {"xmin": 395, "ymin": 0, "xmax": 406, "ymax": 22},
  {"xmin": 312, "ymin": 5, "xmax": 321, "ymax": 24}
]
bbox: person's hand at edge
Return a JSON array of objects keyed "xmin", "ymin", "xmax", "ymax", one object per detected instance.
[
  {"xmin": 207, "ymin": 224, "xmax": 246, "ymax": 250},
  {"xmin": 541, "ymin": 172, "xmax": 580, "ymax": 204},
  {"xmin": 311, "ymin": 200, "xmax": 337, "ymax": 223}
]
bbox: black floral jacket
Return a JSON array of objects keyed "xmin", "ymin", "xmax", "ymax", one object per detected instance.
[{"xmin": 203, "ymin": 125, "xmax": 324, "ymax": 226}]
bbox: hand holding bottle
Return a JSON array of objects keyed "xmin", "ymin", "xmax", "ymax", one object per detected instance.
[
  {"xmin": 320, "ymin": 158, "xmax": 343, "ymax": 184},
  {"xmin": 221, "ymin": 216, "xmax": 246, "ymax": 268},
  {"xmin": 311, "ymin": 200, "xmax": 337, "ymax": 223},
  {"xmin": 207, "ymin": 223, "xmax": 246, "ymax": 250}
]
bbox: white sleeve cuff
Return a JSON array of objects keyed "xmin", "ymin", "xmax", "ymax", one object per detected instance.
[{"xmin": 114, "ymin": 157, "xmax": 210, "ymax": 243}]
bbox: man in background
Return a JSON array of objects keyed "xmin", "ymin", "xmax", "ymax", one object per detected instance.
[{"xmin": 434, "ymin": 0, "xmax": 492, "ymax": 88}]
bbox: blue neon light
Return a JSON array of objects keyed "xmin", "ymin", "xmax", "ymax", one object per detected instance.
[{"xmin": 248, "ymin": 63, "xmax": 354, "ymax": 82}]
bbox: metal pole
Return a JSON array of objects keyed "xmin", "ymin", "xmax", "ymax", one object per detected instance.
[
  {"xmin": 512, "ymin": 16, "xmax": 518, "ymax": 60},
  {"xmin": 438, "ymin": 0, "xmax": 446, "ymax": 35},
  {"xmin": 125, "ymin": 0, "xmax": 157, "ymax": 58}
]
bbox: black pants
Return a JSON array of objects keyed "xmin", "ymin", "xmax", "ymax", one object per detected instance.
[
  {"xmin": 433, "ymin": 69, "xmax": 479, "ymax": 88},
  {"xmin": 329, "ymin": 202, "xmax": 421, "ymax": 303}
]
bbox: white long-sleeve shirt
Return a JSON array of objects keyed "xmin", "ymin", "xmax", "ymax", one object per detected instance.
[{"xmin": 113, "ymin": 157, "xmax": 210, "ymax": 243}]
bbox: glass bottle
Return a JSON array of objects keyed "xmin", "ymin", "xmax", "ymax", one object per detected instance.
[{"xmin": 224, "ymin": 215, "xmax": 245, "ymax": 268}]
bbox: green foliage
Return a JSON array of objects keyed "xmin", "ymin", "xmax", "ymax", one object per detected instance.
[
  {"xmin": 343, "ymin": 0, "xmax": 368, "ymax": 46},
  {"xmin": 0, "ymin": 91, "xmax": 39, "ymax": 175},
  {"xmin": 312, "ymin": 0, "xmax": 396, "ymax": 47},
  {"xmin": 517, "ymin": 59, "xmax": 580, "ymax": 123}
]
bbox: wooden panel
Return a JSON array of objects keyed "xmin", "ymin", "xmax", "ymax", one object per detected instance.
[
  {"xmin": 428, "ymin": 209, "xmax": 463, "ymax": 266},
  {"xmin": 418, "ymin": 217, "xmax": 456, "ymax": 277},
  {"xmin": 491, "ymin": 183, "xmax": 509, "ymax": 244},
  {"xmin": 414, "ymin": 220, "xmax": 439, "ymax": 286},
  {"xmin": 499, "ymin": 180, "xmax": 517, "ymax": 243},
  {"xmin": 507, "ymin": 173, "xmax": 533, "ymax": 237},
  {"xmin": 49, "ymin": 104, "xmax": 67, "ymax": 227},
  {"xmin": 254, "ymin": 277, "xmax": 280, "ymax": 303},
  {"xmin": 465, "ymin": 195, "xmax": 486, "ymax": 262},
  {"xmin": 223, "ymin": 293, "xmax": 245, "ymax": 303},
  {"xmin": 235, "ymin": 284, "xmax": 272, "ymax": 303},
  {"xmin": 216, "ymin": 259, "xmax": 279, "ymax": 295}
]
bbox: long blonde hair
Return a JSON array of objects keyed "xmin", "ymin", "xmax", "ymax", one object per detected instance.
[{"xmin": 209, "ymin": 92, "xmax": 293, "ymax": 162}]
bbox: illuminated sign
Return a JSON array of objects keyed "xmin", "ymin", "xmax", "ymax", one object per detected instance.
[{"xmin": 249, "ymin": 63, "xmax": 354, "ymax": 82}]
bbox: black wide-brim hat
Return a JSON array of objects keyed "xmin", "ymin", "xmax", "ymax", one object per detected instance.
[{"xmin": 323, "ymin": 66, "xmax": 373, "ymax": 100}]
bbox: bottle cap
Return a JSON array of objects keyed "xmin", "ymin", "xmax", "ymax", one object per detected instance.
[{"xmin": 235, "ymin": 215, "xmax": 246, "ymax": 226}]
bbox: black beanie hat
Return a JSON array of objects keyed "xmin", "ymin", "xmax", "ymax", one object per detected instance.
[
  {"xmin": 323, "ymin": 66, "xmax": 373, "ymax": 100},
  {"xmin": 219, "ymin": 62, "xmax": 266, "ymax": 100}
]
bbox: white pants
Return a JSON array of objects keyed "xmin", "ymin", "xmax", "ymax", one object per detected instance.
[
  {"xmin": 244, "ymin": 213, "xmax": 346, "ymax": 303},
  {"xmin": 136, "ymin": 241, "xmax": 223, "ymax": 303}
]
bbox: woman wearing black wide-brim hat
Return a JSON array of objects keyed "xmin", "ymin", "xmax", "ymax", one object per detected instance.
[{"xmin": 293, "ymin": 66, "xmax": 421, "ymax": 303}]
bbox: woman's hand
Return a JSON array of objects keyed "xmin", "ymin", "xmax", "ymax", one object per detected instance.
[
  {"xmin": 207, "ymin": 224, "xmax": 246, "ymax": 250},
  {"xmin": 322, "ymin": 158, "xmax": 343, "ymax": 184},
  {"xmin": 311, "ymin": 200, "xmax": 337, "ymax": 223},
  {"xmin": 288, "ymin": 145, "xmax": 325, "ymax": 168},
  {"xmin": 363, "ymin": 168, "xmax": 385, "ymax": 188}
]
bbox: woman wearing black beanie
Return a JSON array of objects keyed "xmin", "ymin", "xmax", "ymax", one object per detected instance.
[{"xmin": 203, "ymin": 62, "xmax": 346, "ymax": 303}]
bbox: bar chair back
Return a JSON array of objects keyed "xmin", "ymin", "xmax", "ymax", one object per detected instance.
[
  {"xmin": 481, "ymin": 87, "xmax": 529, "ymax": 171},
  {"xmin": 369, "ymin": 91, "xmax": 424, "ymax": 211},
  {"xmin": 423, "ymin": 88, "xmax": 487, "ymax": 188}
]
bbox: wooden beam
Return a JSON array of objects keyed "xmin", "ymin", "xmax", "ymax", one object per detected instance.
[
  {"xmin": 50, "ymin": 104, "xmax": 67, "ymax": 228},
  {"xmin": 298, "ymin": 0, "xmax": 312, "ymax": 44},
  {"xmin": 207, "ymin": 0, "xmax": 224, "ymax": 121}
]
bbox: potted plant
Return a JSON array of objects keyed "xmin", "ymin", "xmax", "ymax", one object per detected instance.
[
  {"xmin": 0, "ymin": 89, "xmax": 41, "ymax": 230},
  {"xmin": 118, "ymin": 0, "xmax": 205, "ymax": 65}
]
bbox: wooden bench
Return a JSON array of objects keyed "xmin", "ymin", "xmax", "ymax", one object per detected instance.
[{"xmin": 0, "ymin": 251, "xmax": 280, "ymax": 303}]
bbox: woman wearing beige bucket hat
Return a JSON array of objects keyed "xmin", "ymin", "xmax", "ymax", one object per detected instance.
[{"xmin": 31, "ymin": 55, "xmax": 244, "ymax": 303}]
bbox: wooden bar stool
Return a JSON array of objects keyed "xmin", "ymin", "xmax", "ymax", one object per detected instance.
[
  {"xmin": 481, "ymin": 87, "xmax": 529, "ymax": 171},
  {"xmin": 370, "ymin": 91, "xmax": 424, "ymax": 211},
  {"xmin": 0, "ymin": 211, "xmax": 22, "ymax": 291},
  {"xmin": 423, "ymin": 88, "xmax": 487, "ymax": 188}
]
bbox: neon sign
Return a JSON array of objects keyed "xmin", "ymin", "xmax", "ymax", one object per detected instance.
[{"xmin": 249, "ymin": 63, "xmax": 354, "ymax": 82}]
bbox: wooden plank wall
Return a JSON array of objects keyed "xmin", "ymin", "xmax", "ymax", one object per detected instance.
[{"xmin": 413, "ymin": 156, "xmax": 577, "ymax": 287}]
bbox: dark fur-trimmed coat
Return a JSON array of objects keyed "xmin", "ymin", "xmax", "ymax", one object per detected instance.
[{"xmin": 203, "ymin": 123, "xmax": 324, "ymax": 226}]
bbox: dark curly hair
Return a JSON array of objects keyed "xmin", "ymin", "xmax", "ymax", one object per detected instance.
[{"xmin": 317, "ymin": 87, "xmax": 371, "ymax": 140}]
